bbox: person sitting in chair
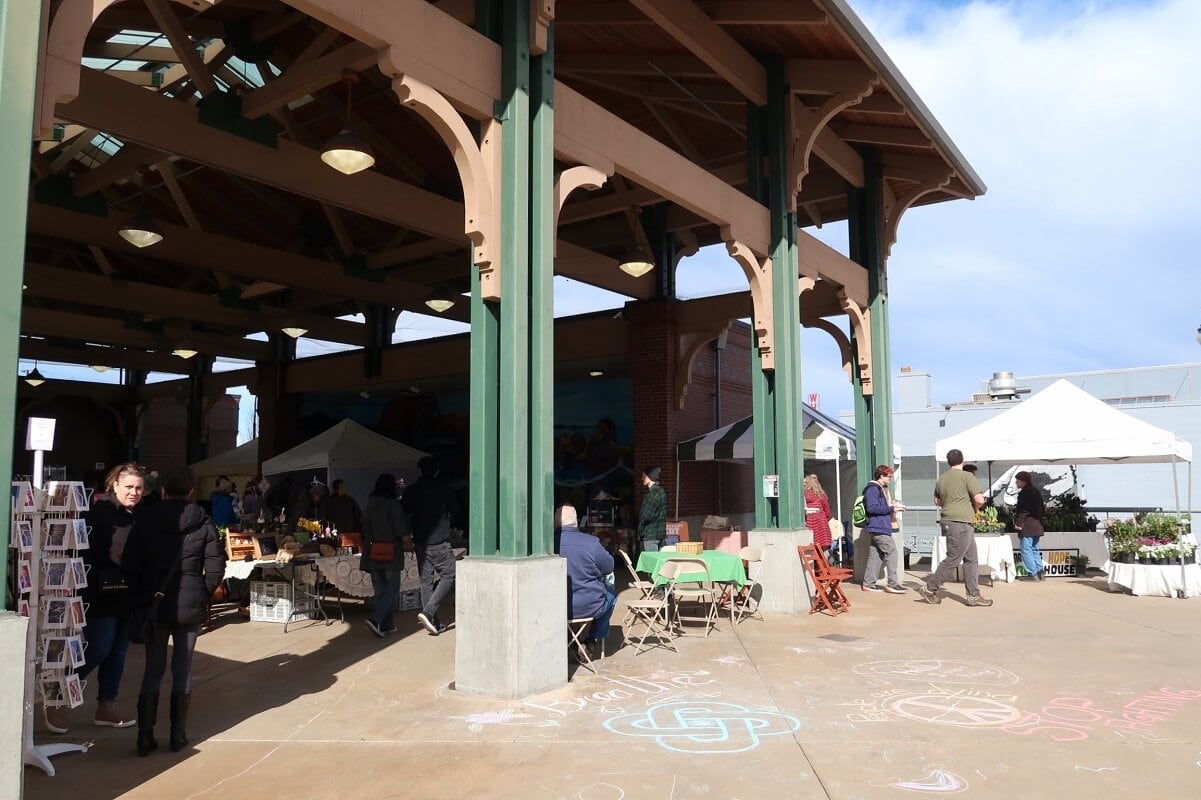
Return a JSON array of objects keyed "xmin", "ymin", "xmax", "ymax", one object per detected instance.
[{"xmin": 555, "ymin": 504, "xmax": 616, "ymax": 650}]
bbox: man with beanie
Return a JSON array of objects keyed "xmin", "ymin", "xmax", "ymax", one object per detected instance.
[
  {"xmin": 637, "ymin": 466, "xmax": 667, "ymax": 553},
  {"xmin": 401, "ymin": 456, "xmax": 458, "ymax": 635}
]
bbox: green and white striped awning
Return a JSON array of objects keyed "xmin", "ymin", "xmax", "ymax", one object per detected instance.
[{"xmin": 676, "ymin": 406, "xmax": 857, "ymax": 463}]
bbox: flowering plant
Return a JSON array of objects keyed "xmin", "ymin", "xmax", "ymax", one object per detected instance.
[
  {"xmin": 974, "ymin": 505, "xmax": 1005, "ymax": 533},
  {"xmin": 296, "ymin": 517, "xmax": 322, "ymax": 534}
]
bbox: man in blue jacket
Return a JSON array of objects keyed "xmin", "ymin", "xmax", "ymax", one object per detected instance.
[
  {"xmin": 556, "ymin": 504, "xmax": 616, "ymax": 648},
  {"xmin": 861, "ymin": 465, "xmax": 907, "ymax": 594}
]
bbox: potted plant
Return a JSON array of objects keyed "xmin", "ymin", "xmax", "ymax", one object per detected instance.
[{"xmin": 1071, "ymin": 554, "xmax": 1090, "ymax": 574}]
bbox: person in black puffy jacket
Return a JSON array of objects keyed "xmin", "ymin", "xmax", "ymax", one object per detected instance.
[{"xmin": 123, "ymin": 467, "xmax": 226, "ymax": 757}]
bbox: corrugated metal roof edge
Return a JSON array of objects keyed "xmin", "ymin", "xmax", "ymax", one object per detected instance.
[{"xmin": 822, "ymin": 0, "xmax": 988, "ymax": 198}]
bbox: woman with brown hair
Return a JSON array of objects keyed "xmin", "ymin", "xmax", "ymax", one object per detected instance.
[{"xmin": 45, "ymin": 463, "xmax": 145, "ymax": 733}]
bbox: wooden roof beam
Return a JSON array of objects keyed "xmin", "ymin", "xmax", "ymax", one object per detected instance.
[
  {"xmin": 145, "ymin": 0, "xmax": 219, "ymax": 97},
  {"xmin": 241, "ymin": 42, "xmax": 377, "ymax": 118},
  {"xmin": 835, "ymin": 123, "xmax": 933, "ymax": 149},
  {"xmin": 627, "ymin": 0, "xmax": 768, "ymax": 105},
  {"xmin": 20, "ymin": 338, "xmax": 189, "ymax": 374},
  {"xmin": 557, "ymin": 2, "xmax": 826, "ymax": 25},
  {"xmin": 82, "ymin": 43, "xmax": 180, "ymax": 63},
  {"xmin": 71, "ymin": 144, "xmax": 167, "ymax": 195}
]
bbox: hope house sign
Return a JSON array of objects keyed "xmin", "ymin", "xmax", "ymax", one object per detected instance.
[{"xmin": 1016, "ymin": 548, "xmax": 1079, "ymax": 578}]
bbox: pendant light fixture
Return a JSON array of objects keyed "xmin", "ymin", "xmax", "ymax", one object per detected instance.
[
  {"xmin": 90, "ymin": 364, "xmax": 110, "ymax": 373},
  {"xmin": 618, "ymin": 245, "xmax": 655, "ymax": 278},
  {"xmin": 172, "ymin": 344, "xmax": 198, "ymax": 359},
  {"xmin": 320, "ymin": 70, "xmax": 375, "ymax": 175},
  {"xmin": 424, "ymin": 285, "xmax": 457, "ymax": 314},
  {"xmin": 281, "ymin": 325, "xmax": 308, "ymax": 339},
  {"xmin": 23, "ymin": 362, "xmax": 46, "ymax": 387},
  {"xmin": 118, "ymin": 214, "xmax": 164, "ymax": 248}
]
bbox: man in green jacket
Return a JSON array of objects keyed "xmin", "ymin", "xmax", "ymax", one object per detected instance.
[{"xmin": 637, "ymin": 466, "xmax": 667, "ymax": 552}]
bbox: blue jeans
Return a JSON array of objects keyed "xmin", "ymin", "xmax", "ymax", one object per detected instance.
[
  {"xmin": 1020, "ymin": 536, "xmax": 1044, "ymax": 575},
  {"xmin": 79, "ymin": 614, "xmax": 131, "ymax": 703},
  {"xmin": 369, "ymin": 569, "xmax": 401, "ymax": 631},
  {"xmin": 416, "ymin": 542, "xmax": 457, "ymax": 620},
  {"xmin": 588, "ymin": 585, "xmax": 619, "ymax": 642}
]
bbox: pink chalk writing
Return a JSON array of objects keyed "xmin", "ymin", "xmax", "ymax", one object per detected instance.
[{"xmin": 1002, "ymin": 688, "xmax": 1201, "ymax": 741}]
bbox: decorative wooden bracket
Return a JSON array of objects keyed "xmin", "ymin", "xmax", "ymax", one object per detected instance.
[
  {"xmin": 530, "ymin": 0, "xmax": 555, "ymax": 55},
  {"xmin": 39, "ymin": 0, "xmax": 215, "ymax": 138},
  {"xmin": 723, "ymin": 227, "xmax": 774, "ymax": 371},
  {"xmin": 883, "ymin": 170, "xmax": 953, "ymax": 259},
  {"xmin": 553, "ymin": 165, "xmax": 610, "ymax": 254},
  {"xmin": 788, "ymin": 68, "xmax": 877, "ymax": 210},
  {"xmin": 807, "ymin": 318, "xmax": 854, "ymax": 383},
  {"xmin": 390, "ymin": 71, "xmax": 498, "ymax": 299},
  {"xmin": 674, "ymin": 323, "xmax": 732, "ymax": 410},
  {"xmin": 838, "ymin": 289, "xmax": 873, "ymax": 396}
]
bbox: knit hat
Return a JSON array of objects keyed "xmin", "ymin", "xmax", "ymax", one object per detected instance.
[{"xmin": 644, "ymin": 466, "xmax": 662, "ymax": 482}]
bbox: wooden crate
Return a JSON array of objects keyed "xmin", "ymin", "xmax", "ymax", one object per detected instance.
[{"xmin": 225, "ymin": 532, "xmax": 257, "ymax": 562}]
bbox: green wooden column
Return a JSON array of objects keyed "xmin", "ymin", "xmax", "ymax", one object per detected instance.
[
  {"xmin": 847, "ymin": 151, "xmax": 893, "ymax": 475},
  {"xmin": 0, "ymin": 0, "xmax": 41, "ymax": 585},
  {"xmin": 764, "ymin": 62, "xmax": 805, "ymax": 530},
  {"xmin": 470, "ymin": 0, "xmax": 554, "ymax": 558}
]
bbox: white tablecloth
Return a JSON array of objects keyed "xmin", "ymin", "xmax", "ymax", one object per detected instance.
[
  {"xmin": 1104, "ymin": 561, "xmax": 1201, "ymax": 598},
  {"xmin": 931, "ymin": 534, "xmax": 1017, "ymax": 583},
  {"xmin": 314, "ymin": 554, "xmax": 421, "ymax": 597},
  {"xmin": 224, "ymin": 559, "xmax": 280, "ymax": 581}
]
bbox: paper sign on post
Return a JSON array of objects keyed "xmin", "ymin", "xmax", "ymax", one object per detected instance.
[
  {"xmin": 762, "ymin": 474, "xmax": 779, "ymax": 498},
  {"xmin": 26, "ymin": 417, "xmax": 56, "ymax": 451}
]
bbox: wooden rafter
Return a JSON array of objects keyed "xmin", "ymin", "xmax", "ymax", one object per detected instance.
[{"xmin": 145, "ymin": 0, "xmax": 219, "ymax": 97}]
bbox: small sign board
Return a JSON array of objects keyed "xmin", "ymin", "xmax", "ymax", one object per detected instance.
[
  {"xmin": 26, "ymin": 417, "xmax": 56, "ymax": 451},
  {"xmin": 762, "ymin": 474, "xmax": 779, "ymax": 498},
  {"xmin": 1015, "ymin": 547, "xmax": 1080, "ymax": 578}
]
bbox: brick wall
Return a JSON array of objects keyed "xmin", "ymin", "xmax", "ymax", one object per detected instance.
[
  {"xmin": 629, "ymin": 300, "xmax": 757, "ymax": 522},
  {"xmin": 141, "ymin": 395, "xmax": 239, "ymax": 472}
]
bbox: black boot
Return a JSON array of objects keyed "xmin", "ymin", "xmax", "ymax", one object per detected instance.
[
  {"xmin": 136, "ymin": 694, "xmax": 159, "ymax": 757},
  {"xmin": 169, "ymin": 693, "xmax": 191, "ymax": 752}
]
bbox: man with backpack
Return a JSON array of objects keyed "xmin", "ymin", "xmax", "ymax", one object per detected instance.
[
  {"xmin": 859, "ymin": 465, "xmax": 907, "ymax": 594},
  {"xmin": 918, "ymin": 449, "xmax": 993, "ymax": 607}
]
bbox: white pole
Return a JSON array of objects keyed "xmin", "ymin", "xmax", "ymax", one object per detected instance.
[{"xmin": 674, "ymin": 459, "xmax": 680, "ymax": 520}]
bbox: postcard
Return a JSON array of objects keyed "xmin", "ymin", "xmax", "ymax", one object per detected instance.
[
  {"xmin": 46, "ymin": 482, "xmax": 71, "ymax": 511},
  {"xmin": 43, "ymin": 637, "xmax": 67, "ymax": 669},
  {"xmin": 67, "ymin": 636, "xmax": 86, "ymax": 669},
  {"xmin": 41, "ymin": 677, "xmax": 65, "ymax": 707},
  {"xmin": 71, "ymin": 519, "xmax": 90, "ymax": 550},
  {"xmin": 70, "ymin": 558, "xmax": 88, "ymax": 589},
  {"xmin": 17, "ymin": 599, "xmax": 29, "ymax": 617},
  {"xmin": 11, "ymin": 481, "xmax": 36, "ymax": 513},
  {"xmin": 16, "ymin": 520, "xmax": 33, "ymax": 552},
  {"xmin": 68, "ymin": 597, "xmax": 87, "ymax": 628},
  {"xmin": 17, "ymin": 561, "xmax": 32, "ymax": 594},
  {"xmin": 43, "ymin": 599, "xmax": 69, "ymax": 628},
  {"xmin": 71, "ymin": 483, "xmax": 90, "ymax": 512},
  {"xmin": 65, "ymin": 673, "xmax": 83, "ymax": 708},
  {"xmin": 44, "ymin": 559, "xmax": 69, "ymax": 590},
  {"xmin": 44, "ymin": 520, "xmax": 70, "ymax": 550}
]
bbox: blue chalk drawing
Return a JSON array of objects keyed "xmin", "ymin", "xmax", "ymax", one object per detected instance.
[{"xmin": 602, "ymin": 701, "xmax": 800, "ymax": 754}]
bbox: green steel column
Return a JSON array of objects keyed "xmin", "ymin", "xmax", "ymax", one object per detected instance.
[
  {"xmin": 124, "ymin": 368, "xmax": 145, "ymax": 462},
  {"xmin": 527, "ymin": 24, "xmax": 554, "ymax": 556},
  {"xmin": 765, "ymin": 63, "xmax": 805, "ymax": 529},
  {"xmin": 745, "ymin": 103, "xmax": 777, "ymax": 529},
  {"xmin": 185, "ymin": 356, "xmax": 212, "ymax": 464},
  {"xmin": 469, "ymin": 0, "xmax": 501, "ymax": 557},
  {"xmin": 496, "ymin": 0, "xmax": 532, "ymax": 557},
  {"xmin": 862, "ymin": 152, "xmax": 894, "ymax": 466},
  {"xmin": 0, "ymin": 0, "xmax": 42, "ymax": 588}
]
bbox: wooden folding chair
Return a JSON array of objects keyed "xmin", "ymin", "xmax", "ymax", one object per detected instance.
[
  {"xmin": 664, "ymin": 556, "xmax": 720, "ymax": 637},
  {"xmin": 625, "ymin": 561, "xmax": 680, "ymax": 655},
  {"xmin": 798, "ymin": 544, "xmax": 852, "ymax": 616}
]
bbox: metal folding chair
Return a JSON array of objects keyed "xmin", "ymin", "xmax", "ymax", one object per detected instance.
[
  {"xmin": 568, "ymin": 617, "xmax": 602, "ymax": 674},
  {"xmin": 731, "ymin": 546, "xmax": 765, "ymax": 624},
  {"xmin": 665, "ymin": 556, "xmax": 719, "ymax": 637},
  {"xmin": 625, "ymin": 561, "xmax": 680, "ymax": 655}
]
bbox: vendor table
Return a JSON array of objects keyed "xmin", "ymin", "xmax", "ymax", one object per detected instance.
[
  {"xmin": 1104, "ymin": 561, "xmax": 1201, "ymax": 598},
  {"xmin": 1011, "ymin": 531, "xmax": 1110, "ymax": 570},
  {"xmin": 636, "ymin": 550, "xmax": 746, "ymax": 587},
  {"xmin": 701, "ymin": 528, "xmax": 747, "ymax": 555},
  {"xmin": 931, "ymin": 534, "xmax": 1017, "ymax": 583}
]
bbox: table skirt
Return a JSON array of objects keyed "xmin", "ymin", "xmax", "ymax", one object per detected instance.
[{"xmin": 1104, "ymin": 561, "xmax": 1201, "ymax": 598}]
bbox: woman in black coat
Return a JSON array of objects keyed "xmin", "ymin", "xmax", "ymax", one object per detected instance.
[
  {"xmin": 123, "ymin": 467, "xmax": 226, "ymax": 756},
  {"xmin": 47, "ymin": 463, "xmax": 146, "ymax": 733},
  {"xmin": 360, "ymin": 473, "xmax": 409, "ymax": 637}
]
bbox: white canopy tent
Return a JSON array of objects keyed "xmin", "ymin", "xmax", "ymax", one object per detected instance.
[
  {"xmin": 262, "ymin": 420, "xmax": 429, "ymax": 510},
  {"xmin": 936, "ymin": 379, "xmax": 1193, "ymax": 517},
  {"xmin": 189, "ymin": 437, "xmax": 259, "ymax": 496}
]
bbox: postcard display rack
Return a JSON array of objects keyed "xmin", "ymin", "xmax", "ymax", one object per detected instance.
[{"xmin": 12, "ymin": 480, "xmax": 91, "ymax": 775}]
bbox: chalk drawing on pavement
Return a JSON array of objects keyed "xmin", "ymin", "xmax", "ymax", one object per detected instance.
[
  {"xmin": 603, "ymin": 701, "xmax": 800, "ymax": 754},
  {"xmin": 852, "ymin": 659, "xmax": 1019, "ymax": 686}
]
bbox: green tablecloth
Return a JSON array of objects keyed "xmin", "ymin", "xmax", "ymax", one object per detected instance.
[{"xmin": 636, "ymin": 550, "xmax": 746, "ymax": 587}]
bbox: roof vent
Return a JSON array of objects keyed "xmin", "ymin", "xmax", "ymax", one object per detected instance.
[{"xmin": 988, "ymin": 371, "xmax": 1017, "ymax": 398}]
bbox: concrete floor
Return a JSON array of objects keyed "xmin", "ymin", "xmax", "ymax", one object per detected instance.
[{"xmin": 22, "ymin": 567, "xmax": 1201, "ymax": 799}]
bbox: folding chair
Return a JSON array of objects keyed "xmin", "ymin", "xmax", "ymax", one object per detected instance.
[
  {"xmin": 798, "ymin": 544, "xmax": 852, "ymax": 617},
  {"xmin": 617, "ymin": 547, "xmax": 655, "ymax": 626},
  {"xmin": 665, "ymin": 556, "xmax": 720, "ymax": 637},
  {"xmin": 568, "ymin": 617, "xmax": 603, "ymax": 674},
  {"xmin": 625, "ymin": 561, "xmax": 680, "ymax": 655},
  {"xmin": 731, "ymin": 546, "xmax": 765, "ymax": 624}
]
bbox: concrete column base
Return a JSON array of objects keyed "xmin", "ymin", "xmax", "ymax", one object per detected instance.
[
  {"xmin": 0, "ymin": 614, "xmax": 28, "ymax": 797},
  {"xmin": 748, "ymin": 528, "xmax": 813, "ymax": 614},
  {"xmin": 455, "ymin": 556, "xmax": 567, "ymax": 699},
  {"xmin": 853, "ymin": 527, "xmax": 904, "ymax": 585}
]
